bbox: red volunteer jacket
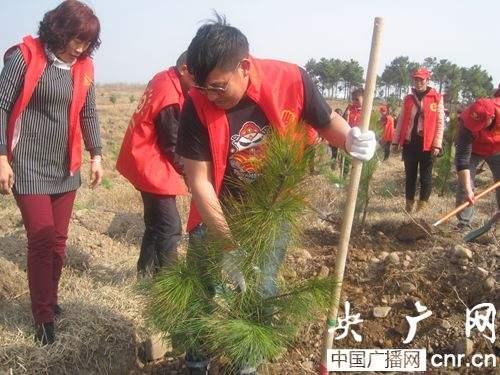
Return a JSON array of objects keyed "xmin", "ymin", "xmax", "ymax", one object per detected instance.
[
  {"xmin": 344, "ymin": 104, "xmax": 362, "ymax": 127},
  {"xmin": 397, "ymin": 88, "xmax": 441, "ymax": 151},
  {"xmin": 4, "ymin": 35, "xmax": 94, "ymax": 175},
  {"xmin": 116, "ymin": 67, "xmax": 187, "ymax": 195},
  {"xmin": 186, "ymin": 57, "xmax": 317, "ymax": 231},
  {"xmin": 382, "ymin": 115, "xmax": 394, "ymax": 143}
]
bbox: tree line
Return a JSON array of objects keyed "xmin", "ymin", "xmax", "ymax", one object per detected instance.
[{"xmin": 305, "ymin": 56, "xmax": 496, "ymax": 106}]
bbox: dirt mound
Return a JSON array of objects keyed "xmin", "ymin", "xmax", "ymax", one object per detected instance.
[{"xmin": 396, "ymin": 220, "xmax": 433, "ymax": 242}]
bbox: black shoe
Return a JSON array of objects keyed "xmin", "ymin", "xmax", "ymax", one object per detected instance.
[
  {"xmin": 35, "ymin": 322, "xmax": 55, "ymax": 346},
  {"xmin": 54, "ymin": 304, "xmax": 62, "ymax": 318},
  {"xmin": 456, "ymin": 222, "xmax": 473, "ymax": 233},
  {"xmin": 186, "ymin": 369, "xmax": 208, "ymax": 375},
  {"xmin": 185, "ymin": 356, "xmax": 209, "ymax": 375}
]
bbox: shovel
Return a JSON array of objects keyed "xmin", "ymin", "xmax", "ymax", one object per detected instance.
[
  {"xmin": 464, "ymin": 212, "xmax": 500, "ymax": 242},
  {"xmin": 433, "ymin": 180, "xmax": 500, "ymax": 226}
]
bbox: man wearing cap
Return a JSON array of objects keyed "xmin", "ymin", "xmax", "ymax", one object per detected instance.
[
  {"xmin": 455, "ymin": 97, "xmax": 500, "ymax": 229},
  {"xmin": 392, "ymin": 67, "xmax": 444, "ymax": 212}
]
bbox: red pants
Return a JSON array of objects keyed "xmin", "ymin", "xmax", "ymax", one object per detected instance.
[{"xmin": 15, "ymin": 191, "xmax": 76, "ymax": 324}]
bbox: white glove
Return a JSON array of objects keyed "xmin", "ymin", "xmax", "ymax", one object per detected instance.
[
  {"xmin": 345, "ymin": 127, "xmax": 376, "ymax": 161},
  {"xmin": 222, "ymin": 250, "xmax": 246, "ymax": 293}
]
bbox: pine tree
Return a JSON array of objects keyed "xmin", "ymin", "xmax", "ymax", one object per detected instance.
[{"xmin": 142, "ymin": 123, "xmax": 336, "ymax": 371}]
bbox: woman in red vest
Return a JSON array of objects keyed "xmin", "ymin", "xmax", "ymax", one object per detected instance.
[
  {"xmin": 116, "ymin": 52, "xmax": 193, "ymax": 277},
  {"xmin": 392, "ymin": 67, "xmax": 444, "ymax": 212},
  {"xmin": 0, "ymin": 1, "xmax": 102, "ymax": 345},
  {"xmin": 176, "ymin": 15, "xmax": 376, "ymax": 375},
  {"xmin": 455, "ymin": 98, "xmax": 500, "ymax": 229},
  {"xmin": 379, "ymin": 105, "xmax": 394, "ymax": 160}
]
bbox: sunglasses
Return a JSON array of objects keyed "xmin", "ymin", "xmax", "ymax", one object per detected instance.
[{"xmin": 194, "ymin": 62, "xmax": 241, "ymax": 94}]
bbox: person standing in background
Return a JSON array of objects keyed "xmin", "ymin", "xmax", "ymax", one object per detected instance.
[
  {"xmin": 379, "ymin": 105, "xmax": 394, "ymax": 161},
  {"xmin": 392, "ymin": 67, "xmax": 444, "ymax": 212}
]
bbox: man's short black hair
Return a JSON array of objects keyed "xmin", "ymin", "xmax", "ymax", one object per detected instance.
[
  {"xmin": 176, "ymin": 51, "xmax": 187, "ymax": 70},
  {"xmin": 187, "ymin": 12, "xmax": 249, "ymax": 85}
]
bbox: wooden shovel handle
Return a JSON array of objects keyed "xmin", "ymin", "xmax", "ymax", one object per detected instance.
[{"xmin": 433, "ymin": 180, "xmax": 500, "ymax": 226}]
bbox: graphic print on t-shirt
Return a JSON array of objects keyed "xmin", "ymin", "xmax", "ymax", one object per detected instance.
[{"xmin": 229, "ymin": 121, "xmax": 270, "ymax": 183}]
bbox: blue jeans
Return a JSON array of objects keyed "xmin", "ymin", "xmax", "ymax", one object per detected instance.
[
  {"xmin": 188, "ymin": 224, "xmax": 290, "ymax": 298},
  {"xmin": 185, "ymin": 223, "xmax": 290, "ymax": 372},
  {"xmin": 456, "ymin": 153, "xmax": 500, "ymax": 225}
]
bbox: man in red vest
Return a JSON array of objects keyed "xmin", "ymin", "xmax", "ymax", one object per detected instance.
[
  {"xmin": 455, "ymin": 97, "xmax": 500, "ymax": 229},
  {"xmin": 176, "ymin": 15, "xmax": 376, "ymax": 374},
  {"xmin": 343, "ymin": 87, "xmax": 364, "ymax": 127},
  {"xmin": 116, "ymin": 52, "xmax": 193, "ymax": 277},
  {"xmin": 392, "ymin": 67, "xmax": 444, "ymax": 212}
]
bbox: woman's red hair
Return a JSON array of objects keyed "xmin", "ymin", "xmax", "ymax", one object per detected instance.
[{"xmin": 38, "ymin": 0, "xmax": 101, "ymax": 58}]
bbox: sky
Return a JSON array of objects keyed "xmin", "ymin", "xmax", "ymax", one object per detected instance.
[{"xmin": 1, "ymin": 0, "xmax": 499, "ymax": 86}]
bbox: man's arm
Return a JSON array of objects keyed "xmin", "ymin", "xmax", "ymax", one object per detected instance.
[
  {"xmin": 183, "ymin": 157, "xmax": 235, "ymax": 248},
  {"xmin": 317, "ymin": 110, "xmax": 350, "ymax": 149},
  {"xmin": 155, "ymin": 105, "xmax": 184, "ymax": 174}
]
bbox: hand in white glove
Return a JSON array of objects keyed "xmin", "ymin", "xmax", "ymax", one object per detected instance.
[
  {"xmin": 345, "ymin": 127, "xmax": 376, "ymax": 161},
  {"xmin": 222, "ymin": 250, "xmax": 246, "ymax": 293}
]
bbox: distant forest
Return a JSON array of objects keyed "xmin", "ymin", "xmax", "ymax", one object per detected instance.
[{"xmin": 305, "ymin": 56, "xmax": 497, "ymax": 107}]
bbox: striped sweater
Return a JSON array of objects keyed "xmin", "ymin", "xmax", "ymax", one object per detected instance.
[{"xmin": 0, "ymin": 47, "xmax": 101, "ymax": 194}]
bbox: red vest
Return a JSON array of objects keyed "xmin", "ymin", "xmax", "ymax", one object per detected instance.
[
  {"xmin": 382, "ymin": 115, "xmax": 394, "ymax": 143},
  {"xmin": 4, "ymin": 36, "xmax": 94, "ymax": 175},
  {"xmin": 346, "ymin": 104, "xmax": 361, "ymax": 127},
  {"xmin": 116, "ymin": 68, "xmax": 187, "ymax": 195},
  {"xmin": 186, "ymin": 57, "xmax": 317, "ymax": 231},
  {"xmin": 398, "ymin": 88, "xmax": 441, "ymax": 151},
  {"xmin": 467, "ymin": 98, "xmax": 500, "ymax": 156}
]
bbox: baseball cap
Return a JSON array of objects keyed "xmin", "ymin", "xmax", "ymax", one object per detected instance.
[
  {"xmin": 461, "ymin": 98, "xmax": 495, "ymax": 132},
  {"xmin": 412, "ymin": 67, "xmax": 431, "ymax": 80}
]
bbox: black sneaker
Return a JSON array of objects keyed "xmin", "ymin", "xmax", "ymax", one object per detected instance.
[
  {"xmin": 35, "ymin": 322, "xmax": 55, "ymax": 346},
  {"xmin": 456, "ymin": 222, "xmax": 473, "ymax": 233}
]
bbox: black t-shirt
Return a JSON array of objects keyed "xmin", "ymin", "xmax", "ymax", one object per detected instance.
[{"xmin": 177, "ymin": 67, "xmax": 331, "ymax": 197}]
